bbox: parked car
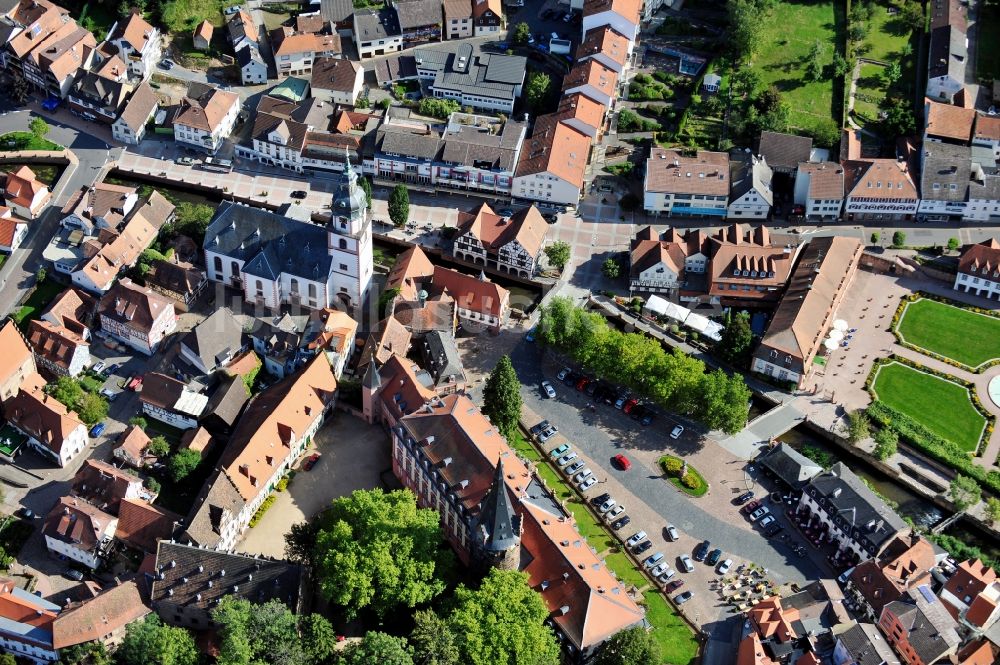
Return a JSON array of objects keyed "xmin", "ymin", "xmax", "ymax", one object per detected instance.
[
  {"xmin": 705, "ymin": 548, "xmax": 722, "ymax": 566},
  {"xmin": 664, "ymin": 580, "xmax": 684, "ymax": 593},
  {"xmin": 641, "ymin": 412, "xmax": 655, "ymax": 426},
  {"xmin": 625, "ymin": 531, "xmax": 647, "ymax": 548},
  {"xmin": 632, "ymin": 541, "xmax": 653, "ymax": 555},
  {"xmin": 606, "ymin": 505, "xmax": 625, "ymax": 519},
  {"xmin": 718, "ymin": 559, "xmax": 733, "ymax": 575},
  {"xmin": 99, "ymin": 388, "xmax": 118, "ymax": 402},
  {"xmin": 651, "ymin": 563, "xmax": 668, "ymax": 577},
  {"xmin": 303, "ymin": 454, "xmax": 320, "ymax": 471},
  {"xmin": 623, "ymin": 398, "xmax": 639, "ymax": 414},
  {"xmin": 538, "ymin": 425, "xmax": 558, "ymax": 442},
  {"xmin": 542, "ymin": 380, "xmax": 556, "ymax": 398},
  {"xmin": 562, "ymin": 11, "xmax": 573, "ymax": 21},
  {"xmin": 611, "ymin": 515, "xmax": 631, "ymax": 530},
  {"xmin": 734, "ymin": 491, "xmax": 755, "ymax": 505},
  {"xmin": 675, "ymin": 591, "xmax": 694, "ymax": 604},
  {"xmin": 694, "ymin": 541, "xmax": 710, "ymax": 561},
  {"xmin": 656, "ymin": 567, "xmax": 676, "ymax": 582},
  {"xmin": 64, "ymin": 569, "xmax": 84, "ymax": 581},
  {"xmin": 91, "ymin": 361, "xmax": 106, "ymax": 374},
  {"xmin": 614, "ymin": 394, "xmax": 628, "ymax": 409},
  {"xmin": 565, "ymin": 460, "xmax": 585, "ymax": 475},
  {"xmin": 549, "ymin": 443, "xmax": 570, "ymax": 458},
  {"xmin": 573, "ymin": 469, "xmax": 593, "ymax": 484},
  {"xmin": 670, "ymin": 425, "xmax": 684, "ymax": 439},
  {"xmin": 557, "ymin": 367, "xmax": 570, "ymax": 380},
  {"xmin": 643, "ymin": 552, "xmax": 664, "ymax": 568},
  {"xmin": 741, "ymin": 499, "xmax": 762, "ymax": 515},
  {"xmin": 531, "ymin": 420, "xmax": 550, "ymax": 436},
  {"xmin": 749, "ymin": 506, "xmax": 770, "ymax": 522},
  {"xmin": 758, "ymin": 515, "xmax": 776, "ymax": 528},
  {"xmin": 612, "ymin": 453, "xmax": 631, "ymax": 470},
  {"xmin": 591, "ymin": 493, "xmax": 611, "ymax": 506},
  {"xmin": 579, "ymin": 476, "xmax": 597, "ymax": 491},
  {"xmin": 764, "ymin": 522, "xmax": 784, "ymax": 537},
  {"xmin": 679, "ymin": 554, "xmax": 694, "ymax": 573},
  {"xmin": 557, "ymin": 452, "xmax": 577, "ymax": 466},
  {"xmin": 598, "ymin": 498, "xmax": 616, "ymax": 513},
  {"xmin": 291, "ymin": 190, "xmax": 307, "ymax": 199},
  {"xmin": 88, "ymin": 422, "xmax": 106, "ymax": 438},
  {"xmin": 575, "ymin": 376, "xmax": 590, "ymax": 392},
  {"xmin": 665, "ymin": 524, "xmax": 679, "ymax": 541},
  {"xmin": 525, "ymin": 327, "xmax": 537, "ymax": 342},
  {"xmin": 562, "ymin": 371, "xmax": 580, "ymax": 386}
]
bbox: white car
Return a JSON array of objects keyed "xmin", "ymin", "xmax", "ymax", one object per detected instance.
[
  {"xmin": 542, "ymin": 380, "xmax": 556, "ymax": 398},
  {"xmin": 573, "ymin": 469, "xmax": 593, "ymax": 484},
  {"xmin": 579, "ymin": 476, "xmax": 597, "ymax": 491},
  {"xmin": 670, "ymin": 425, "xmax": 684, "ymax": 439},
  {"xmin": 717, "ymin": 559, "xmax": 733, "ymax": 575},
  {"xmin": 665, "ymin": 524, "xmax": 679, "ymax": 541},
  {"xmin": 92, "ymin": 361, "xmax": 106, "ymax": 374},
  {"xmin": 657, "ymin": 567, "xmax": 676, "ymax": 582},
  {"xmin": 625, "ymin": 531, "xmax": 647, "ymax": 548},
  {"xmin": 565, "ymin": 461, "xmax": 585, "ymax": 475},
  {"xmin": 650, "ymin": 563, "xmax": 668, "ymax": 577},
  {"xmin": 749, "ymin": 506, "xmax": 770, "ymax": 522},
  {"xmin": 99, "ymin": 388, "xmax": 118, "ymax": 402},
  {"xmin": 539, "ymin": 425, "xmax": 558, "ymax": 442},
  {"xmin": 606, "ymin": 505, "xmax": 625, "ymax": 520},
  {"xmin": 598, "ymin": 498, "xmax": 616, "ymax": 513},
  {"xmin": 758, "ymin": 515, "xmax": 776, "ymax": 528},
  {"xmin": 679, "ymin": 554, "xmax": 694, "ymax": 573},
  {"xmin": 557, "ymin": 367, "xmax": 571, "ymax": 380},
  {"xmin": 557, "ymin": 452, "xmax": 577, "ymax": 466}
]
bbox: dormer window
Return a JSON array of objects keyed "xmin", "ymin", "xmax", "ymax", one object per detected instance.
[{"xmin": 732, "ymin": 269, "xmax": 739, "ymax": 276}]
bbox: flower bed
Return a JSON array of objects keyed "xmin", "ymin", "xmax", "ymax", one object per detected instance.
[{"xmin": 659, "ymin": 455, "xmax": 708, "ymax": 497}]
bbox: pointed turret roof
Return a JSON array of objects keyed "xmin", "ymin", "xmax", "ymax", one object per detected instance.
[
  {"xmin": 362, "ymin": 360, "xmax": 381, "ymax": 390},
  {"xmin": 475, "ymin": 459, "xmax": 520, "ymax": 552}
]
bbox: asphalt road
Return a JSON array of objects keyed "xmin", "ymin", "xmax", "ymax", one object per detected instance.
[{"xmin": 0, "ymin": 108, "xmax": 117, "ymax": 318}]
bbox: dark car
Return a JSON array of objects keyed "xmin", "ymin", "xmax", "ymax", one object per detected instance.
[
  {"xmin": 632, "ymin": 540, "xmax": 653, "ymax": 555},
  {"xmin": 291, "ymin": 190, "xmax": 307, "ymax": 198},
  {"xmin": 674, "ymin": 590, "xmax": 694, "ymax": 604},
  {"xmin": 733, "ymin": 491, "xmax": 755, "ymax": 506},
  {"xmin": 591, "ymin": 493, "xmax": 611, "ymax": 506},
  {"xmin": 630, "ymin": 404, "xmax": 647, "ymax": 420},
  {"xmin": 694, "ymin": 541, "xmax": 710, "ymax": 561},
  {"xmin": 303, "ymin": 453, "xmax": 320, "ymax": 471},
  {"xmin": 764, "ymin": 523, "xmax": 784, "ymax": 538},
  {"xmin": 585, "ymin": 380, "xmax": 598, "ymax": 396},
  {"xmin": 611, "ymin": 515, "xmax": 631, "ymax": 530},
  {"xmin": 543, "ymin": 213, "xmax": 557, "ymax": 223},
  {"xmin": 705, "ymin": 548, "xmax": 722, "ymax": 566},
  {"xmin": 665, "ymin": 580, "xmax": 684, "ymax": 593},
  {"xmin": 563, "ymin": 371, "xmax": 580, "ymax": 386},
  {"xmin": 641, "ymin": 412, "xmax": 655, "ymax": 426},
  {"xmin": 741, "ymin": 499, "xmax": 762, "ymax": 515},
  {"xmin": 530, "ymin": 420, "xmax": 550, "ymax": 436},
  {"xmin": 64, "ymin": 569, "xmax": 84, "ymax": 581},
  {"xmin": 593, "ymin": 385, "xmax": 610, "ymax": 402}
]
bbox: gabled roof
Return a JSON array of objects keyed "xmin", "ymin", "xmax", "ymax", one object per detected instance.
[
  {"xmin": 310, "ymin": 55, "xmax": 360, "ymax": 93},
  {"xmin": 515, "ymin": 112, "xmax": 590, "ymax": 188},
  {"xmin": 443, "ymin": 0, "xmax": 472, "ymax": 20},
  {"xmin": 394, "ymin": 0, "xmax": 443, "ymax": 29},
  {"xmin": 41, "ymin": 288, "xmax": 95, "ymax": 334},
  {"xmin": 42, "ymin": 496, "xmax": 115, "ymax": 553},
  {"xmin": 431, "ymin": 265, "xmax": 509, "ymax": 318},
  {"xmin": 51, "ymin": 580, "xmax": 149, "ymax": 649},
  {"xmin": 5, "ymin": 165, "xmax": 46, "ymax": 208},
  {"xmin": 145, "ymin": 259, "xmax": 204, "ymax": 298},
  {"xmin": 758, "ymin": 131, "xmax": 813, "ymax": 171},
  {"xmin": 757, "ymin": 442, "xmax": 822, "ymax": 488},
  {"xmin": 455, "ymin": 202, "xmax": 548, "ymax": 257},
  {"xmin": 843, "ymin": 159, "xmax": 918, "ymax": 200},
  {"xmin": 271, "ymin": 28, "xmax": 340, "ymax": 57},
  {"xmin": 576, "ymin": 25, "xmax": 629, "ymax": 68},
  {"xmin": 70, "ymin": 458, "xmax": 139, "ymax": 515},
  {"xmin": 556, "ymin": 92, "xmax": 606, "ymax": 134},
  {"xmin": 562, "ymin": 59, "xmax": 618, "ymax": 101},
  {"xmin": 114, "ymin": 425, "xmax": 151, "ymax": 465},
  {"xmin": 797, "ymin": 161, "xmax": 844, "ymax": 200},
  {"xmin": 193, "ymin": 19, "xmax": 214, "ymax": 42},
  {"xmin": 975, "ymin": 114, "xmax": 1000, "ymax": 142},
  {"xmin": 173, "ymin": 85, "xmax": 239, "ymax": 133},
  {"xmin": 116, "ymin": 498, "xmax": 180, "ymax": 553},
  {"xmin": 180, "ymin": 307, "xmax": 244, "ymax": 371},
  {"xmin": 358, "ymin": 316, "xmax": 413, "ymax": 368},
  {"xmin": 958, "ymin": 238, "xmax": 1000, "ymax": 274},
  {"xmin": 582, "ymin": 0, "xmax": 641, "ymax": 24},
  {"xmin": 729, "ymin": 154, "xmax": 774, "ymax": 206},
  {"xmin": 925, "ymin": 98, "xmax": 976, "ymax": 142},
  {"xmin": 98, "ymin": 279, "xmax": 173, "ymax": 333},
  {"xmin": 0, "ymin": 319, "xmax": 35, "ymax": 389},
  {"xmin": 226, "ymin": 8, "xmax": 258, "ymax": 44},
  {"xmin": 0, "ymin": 575, "xmax": 59, "ymax": 650},
  {"xmin": 6, "ymin": 382, "xmax": 85, "ymax": 456},
  {"xmin": 112, "ymin": 10, "xmax": 156, "ymax": 52},
  {"xmin": 27, "ymin": 318, "xmax": 86, "ymax": 371},
  {"xmin": 116, "ymin": 80, "xmax": 159, "ymax": 132}
]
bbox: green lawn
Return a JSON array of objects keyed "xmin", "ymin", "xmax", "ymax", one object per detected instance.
[
  {"xmin": 643, "ymin": 591, "xmax": 699, "ymax": 665},
  {"xmin": 13, "ymin": 279, "xmax": 64, "ymax": 329},
  {"xmin": 754, "ymin": 0, "xmax": 839, "ymax": 133},
  {"xmin": 605, "ymin": 551, "xmax": 650, "ymax": 590},
  {"xmin": 977, "ymin": 0, "xmax": 1000, "ymax": 80},
  {"xmin": 871, "ymin": 362, "xmax": 986, "ymax": 452},
  {"xmin": 897, "ymin": 298, "xmax": 1000, "ymax": 368},
  {"xmin": 853, "ymin": 62, "xmax": 885, "ymax": 122},
  {"xmin": 864, "ymin": 1, "xmax": 916, "ymax": 63},
  {"xmin": 0, "ymin": 132, "xmax": 62, "ymax": 152}
]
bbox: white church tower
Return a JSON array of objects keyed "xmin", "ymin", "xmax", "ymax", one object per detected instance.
[{"xmin": 327, "ymin": 152, "xmax": 373, "ymax": 317}]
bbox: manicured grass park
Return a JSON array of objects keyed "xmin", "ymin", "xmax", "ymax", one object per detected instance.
[
  {"xmin": 896, "ymin": 298, "xmax": 1000, "ymax": 369},
  {"xmin": 643, "ymin": 590, "xmax": 699, "ymax": 665},
  {"xmin": 871, "ymin": 362, "xmax": 986, "ymax": 453},
  {"xmin": 0, "ymin": 132, "xmax": 61, "ymax": 152},
  {"xmin": 754, "ymin": 0, "xmax": 840, "ymax": 133}
]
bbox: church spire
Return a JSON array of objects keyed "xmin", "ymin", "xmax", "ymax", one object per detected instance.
[{"xmin": 475, "ymin": 459, "xmax": 520, "ymax": 555}]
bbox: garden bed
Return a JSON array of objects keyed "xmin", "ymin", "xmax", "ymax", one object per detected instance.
[{"xmin": 659, "ymin": 455, "xmax": 709, "ymax": 497}]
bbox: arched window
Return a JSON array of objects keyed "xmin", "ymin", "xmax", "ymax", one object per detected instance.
[
  {"xmin": 231, "ymin": 261, "xmax": 240, "ymax": 277},
  {"xmin": 290, "ymin": 278, "xmax": 299, "ymax": 294},
  {"xmin": 339, "ymin": 238, "xmax": 347, "ymax": 250},
  {"xmin": 213, "ymin": 256, "xmax": 222, "ymax": 274}
]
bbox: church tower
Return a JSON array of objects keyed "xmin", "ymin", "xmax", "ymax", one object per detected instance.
[
  {"xmin": 361, "ymin": 361, "xmax": 381, "ymax": 424},
  {"xmin": 327, "ymin": 152, "xmax": 373, "ymax": 319},
  {"xmin": 471, "ymin": 459, "xmax": 521, "ymax": 572}
]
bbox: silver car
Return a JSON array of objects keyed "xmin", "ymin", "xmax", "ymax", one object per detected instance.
[
  {"xmin": 573, "ymin": 469, "xmax": 593, "ymax": 484},
  {"xmin": 626, "ymin": 531, "xmax": 647, "ymax": 548},
  {"xmin": 598, "ymin": 498, "xmax": 617, "ymax": 513},
  {"xmin": 679, "ymin": 554, "xmax": 694, "ymax": 573},
  {"xmin": 579, "ymin": 476, "xmax": 597, "ymax": 491},
  {"xmin": 565, "ymin": 461, "xmax": 585, "ymax": 475},
  {"xmin": 557, "ymin": 452, "xmax": 577, "ymax": 466}
]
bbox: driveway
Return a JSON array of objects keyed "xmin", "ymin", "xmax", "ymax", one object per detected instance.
[{"xmin": 237, "ymin": 413, "xmax": 392, "ymax": 558}]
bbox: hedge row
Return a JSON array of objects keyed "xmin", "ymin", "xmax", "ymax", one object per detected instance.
[
  {"xmin": 890, "ymin": 293, "xmax": 1000, "ymax": 373},
  {"xmin": 866, "ymin": 400, "xmax": 1000, "ymax": 495},
  {"xmin": 248, "ymin": 494, "xmax": 277, "ymax": 527},
  {"xmin": 866, "ymin": 355, "xmax": 994, "ymax": 456}
]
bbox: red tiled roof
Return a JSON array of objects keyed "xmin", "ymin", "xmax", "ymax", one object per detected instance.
[
  {"xmin": 51, "ymin": 580, "xmax": 149, "ymax": 649},
  {"xmin": 958, "ymin": 238, "xmax": 1000, "ymax": 274},
  {"xmin": 116, "ymin": 498, "xmax": 180, "ymax": 553},
  {"xmin": 431, "ymin": 265, "xmax": 509, "ymax": 318}
]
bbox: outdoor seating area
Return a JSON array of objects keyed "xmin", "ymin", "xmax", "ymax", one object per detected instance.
[
  {"xmin": 787, "ymin": 505, "xmax": 859, "ymax": 572},
  {"xmin": 714, "ymin": 566, "xmax": 778, "ymax": 613}
]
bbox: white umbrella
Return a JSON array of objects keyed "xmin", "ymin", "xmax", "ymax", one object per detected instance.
[
  {"xmin": 833, "ymin": 319, "xmax": 849, "ymax": 332},
  {"xmin": 828, "ymin": 329, "xmax": 845, "ymax": 342},
  {"xmin": 824, "ymin": 338, "xmax": 839, "ymax": 351}
]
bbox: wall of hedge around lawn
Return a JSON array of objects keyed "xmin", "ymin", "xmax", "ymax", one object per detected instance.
[{"xmin": 890, "ymin": 292, "xmax": 1000, "ymax": 373}]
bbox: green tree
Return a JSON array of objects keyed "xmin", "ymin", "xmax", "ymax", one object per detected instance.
[
  {"xmin": 731, "ymin": 67, "xmax": 761, "ymax": 98},
  {"xmin": 168, "ymin": 448, "xmax": 201, "ymax": 482},
  {"xmin": 595, "ymin": 626, "xmax": 661, "ymax": 665},
  {"xmin": 697, "ymin": 369, "xmax": 752, "ymax": 434},
  {"xmin": 880, "ymin": 99, "xmax": 916, "ymax": 139},
  {"xmin": 284, "ymin": 519, "xmax": 320, "ymax": 566},
  {"xmin": 302, "ymin": 613, "xmax": 339, "ymax": 665},
  {"xmin": 543, "ymin": 241, "xmax": 571, "ymax": 269},
  {"xmin": 213, "ymin": 597, "xmax": 304, "ymax": 665},
  {"xmin": 873, "ymin": 428, "xmax": 898, "ymax": 461},
  {"xmin": 359, "ymin": 176, "xmax": 373, "ymax": 210},
  {"xmin": 809, "ymin": 118, "xmax": 841, "ymax": 149},
  {"xmin": 846, "ymin": 410, "xmax": 871, "ymax": 444},
  {"xmin": 806, "ymin": 40, "xmax": 825, "ymax": 81},
  {"xmin": 147, "ymin": 436, "xmax": 170, "ymax": 458},
  {"xmin": 512, "ymin": 21, "xmax": 531, "ymax": 45},
  {"xmin": 128, "ymin": 416, "xmax": 148, "ymax": 430},
  {"xmin": 900, "ymin": 1, "xmax": 925, "ymax": 31},
  {"xmin": 117, "ymin": 616, "xmax": 198, "ymax": 665},
  {"xmin": 985, "ymin": 497, "xmax": 1000, "ymax": 525},
  {"xmin": 76, "ymin": 393, "xmax": 108, "ymax": 426},
  {"xmin": 525, "ymin": 71, "xmax": 552, "ymax": 113},
  {"xmin": 49, "ymin": 376, "xmax": 84, "ymax": 410},
  {"xmin": 831, "ymin": 53, "xmax": 852, "ymax": 79},
  {"xmin": 445, "ymin": 569, "xmax": 560, "ymax": 665},
  {"xmin": 0, "ymin": 654, "xmax": 15, "ymax": 665},
  {"xmin": 57, "ymin": 640, "xmax": 111, "ymax": 665},
  {"xmin": 36, "ymin": 266, "xmax": 47, "ymax": 283},
  {"xmin": 892, "ymin": 231, "xmax": 906, "ymax": 248},
  {"xmin": 29, "ymin": 116, "xmax": 49, "ymax": 140},
  {"xmin": 481, "ymin": 355, "xmax": 522, "ymax": 441},
  {"xmin": 947, "ymin": 237, "xmax": 960, "ymax": 252},
  {"xmin": 950, "ymin": 474, "xmax": 982, "ymax": 511},
  {"xmin": 314, "ymin": 488, "xmax": 453, "ymax": 620},
  {"xmin": 870, "ymin": 232, "xmax": 880, "ymax": 245},
  {"xmin": 11, "ymin": 74, "xmax": 28, "ymax": 104},
  {"xmin": 718, "ymin": 311, "xmax": 753, "ymax": 366},
  {"xmin": 410, "ymin": 609, "xmax": 460, "ymax": 665},
  {"xmin": 727, "ymin": 0, "xmax": 766, "ymax": 60},
  {"xmin": 337, "ymin": 632, "xmax": 413, "ymax": 665},
  {"xmin": 388, "ymin": 185, "xmax": 410, "ymax": 228},
  {"xmin": 417, "ymin": 98, "xmax": 461, "ymax": 119},
  {"xmin": 601, "ymin": 257, "xmax": 622, "ymax": 280},
  {"xmin": 145, "ymin": 476, "xmax": 161, "ymax": 494},
  {"xmin": 882, "ymin": 62, "xmax": 901, "ymax": 87}
]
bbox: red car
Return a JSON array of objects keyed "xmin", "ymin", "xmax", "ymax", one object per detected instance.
[
  {"xmin": 575, "ymin": 377, "xmax": 591, "ymax": 391},
  {"xmin": 623, "ymin": 398, "xmax": 639, "ymax": 414},
  {"xmin": 740, "ymin": 499, "xmax": 762, "ymax": 515},
  {"xmin": 612, "ymin": 453, "xmax": 632, "ymax": 471},
  {"xmin": 664, "ymin": 580, "xmax": 684, "ymax": 593},
  {"xmin": 303, "ymin": 454, "xmax": 320, "ymax": 471}
]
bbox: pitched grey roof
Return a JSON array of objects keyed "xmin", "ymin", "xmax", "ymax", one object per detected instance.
[
  {"xmin": 473, "ymin": 460, "xmax": 521, "ymax": 553},
  {"xmin": 418, "ymin": 330, "xmax": 465, "ymax": 389},
  {"xmin": 362, "ymin": 360, "xmax": 381, "ymax": 390},
  {"xmin": 203, "ymin": 202, "xmax": 333, "ymax": 283},
  {"xmin": 320, "ymin": 0, "xmax": 353, "ymax": 22},
  {"xmin": 929, "ymin": 24, "xmax": 967, "ymax": 82},
  {"xmin": 806, "ymin": 462, "xmax": 908, "ymax": 555},
  {"xmin": 834, "ymin": 623, "xmax": 899, "ymax": 665},
  {"xmin": 181, "ymin": 307, "xmax": 244, "ymax": 371},
  {"xmin": 378, "ymin": 126, "xmax": 443, "ymax": 160},
  {"xmin": 394, "ymin": 0, "xmax": 442, "ymax": 30},
  {"xmin": 201, "ymin": 375, "xmax": 249, "ymax": 431},
  {"xmin": 236, "ymin": 44, "xmax": 264, "ymax": 68},
  {"xmin": 413, "ymin": 43, "xmax": 526, "ymax": 101},
  {"xmin": 182, "ymin": 469, "xmax": 244, "ymax": 548},
  {"xmin": 757, "ymin": 442, "xmax": 822, "ymax": 488},
  {"xmin": 970, "ymin": 174, "xmax": 1000, "ymax": 200},
  {"xmin": 729, "ymin": 153, "xmax": 774, "ymax": 205},
  {"xmin": 920, "ymin": 142, "xmax": 971, "ymax": 202},
  {"xmin": 758, "ymin": 131, "xmax": 813, "ymax": 171},
  {"xmin": 70, "ymin": 69, "xmax": 131, "ymax": 116},
  {"xmin": 354, "ymin": 7, "xmax": 400, "ymax": 41},
  {"xmin": 884, "ymin": 588, "xmax": 960, "ymax": 663}
]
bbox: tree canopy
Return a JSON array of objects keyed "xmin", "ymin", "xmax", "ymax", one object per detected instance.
[
  {"xmin": 950, "ymin": 475, "xmax": 982, "ymax": 511},
  {"xmin": 525, "ymin": 72, "xmax": 552, "ymax": 114},
  {"xmin": 482, "ymin": 355, "xmax": 522, "ymax": 441},
  {"xmin": 594, "ymin": 626, "xmax": 661, "ymax": 665},
  {"xmin": 313, "ymin": 488, "xmax": 454, "ymax": 619},
  {"xmin": 388, "ymin": 185, "xmax": 410, "ymax": 228},
  {"xmin": 167, "ymin": 448, "xmax": 202, "ymax": 482},
  {"xmin": 718, "ymin": 311, "xmax": 753, "ymax": 367},
  {"xmin": 543, "ymin": 241, "xmax": 571, "ymax": 270},
  {"xmin": 873, "ymin": 428, "xmax": 898, "ymax": 461},
  {"xmin": 337, "ymin": 632, "xmax": 413, "ymax": 665},
  {"xmin": 117, "ymin": 616, "xmax": 199, "ymax": 665},
  {"xmin": 410, "ymin": 609, "xmax": 460, "ymax": 665}
]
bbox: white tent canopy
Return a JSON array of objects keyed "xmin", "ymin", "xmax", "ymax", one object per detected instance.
[
  {"xmin": 642, "ymin": 294, "xmax": 670, "ymax": 317},
  {"xmin": 642, "ymin": 296, "xmax": 723, "ymax": 342},
  {"xmin": 833, "ymin": 319, "xmax": 849, "ymax": 332},
  {"xmin": 828, "ymin": 329, "xmax": 844, "ymax": 342},
  {"xmin": 824, "ymin": 338, "xmax": 839, "ymax": 351},
  {"xmin": 684, "ymin": 312, "xmax": 723, "ymax": 342}
]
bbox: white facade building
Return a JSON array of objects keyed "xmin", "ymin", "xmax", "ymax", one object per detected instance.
[
  {"xmin": 727, "ymin": 154, "xmax": 773, "ymax": 219},
  {"xmin": 110, "ymin": 11, "xmax": 161, "ymax": 81},
  {"xmin": 794, "ymin": 162, "xmax": 845, "ymax": 220},
  {"xmin": 172, "ymin": 86, "xmax": 241, "ymax": 154}
]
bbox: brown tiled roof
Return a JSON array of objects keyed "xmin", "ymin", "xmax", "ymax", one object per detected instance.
[
  {"xmin": 645, "ymin": 147, "xmax": 729, "ymax": 195},
  {"xmin": 228, "ymin": 8, "xmax": 259, "ymax": 43},
  {"xmin": 6, "ymin": 384, "xmax": 84, "ymax": 456},
  {"xmin": 576, "ymin": 25, "xmax": 629, "ymax": 68},
  {"xmin": 796, "ymin": 162, "xmax": 844, "ymax": 200},
  {"xmin": 116, "ymin": 498, "xmax": 180, "ymax": 553},
  {"xmin": 472, "ymin": 0, "xmax": 501, "ymax": 19},
  {"xmin": 138, "ymin": 372, "xmax": 187, "ymax": 411},
  {"xmin": 942, "ymin": 559, "xmax": 997, "ymax": 614},
  {"xmin": 975, "ymin": 114, "xmax": 1000, "ymax": 141},
  {"xmin": 95, "ymin": 54, "xmax": 128, "ymax": 80},
  {"xmin": 455, "ymin": 202, "xmax": 548, "ymax": 257},
  {"xmin": 515, "ymin": 112, "xmax": 590, "ymax": 187},
  {"xmin": 145, "ymin": 259, "xmax": 204, "ymax": 298},
  {"xmin": 392, "ymin": 296, "xmax": 455, "ymax": 333},
  {"xmin": 387, "ymin": 245, "xmax": 436, "ymax": 299},
  {"xmin": 431, "ymin": 265, "xmax": 509, "ymax": 318},
  {"xmin": 956, "ymin": 640, "xmax": 997, "ymax": 665},
  {"xmin": 310, "ymin": 56, "xmax": 360, "ymax": 93},
  {"xmin": 98, "ymin": 279, "xmax": 173, "ymax": 334},
  {"xmin": 42, "ymin": 497, "xmax": 115, "ymax": 554},
  {"xmin": 180, "ymin": 426, "xmax": 214, "ymax": 456},
  {"xmin": 114, "ymin": 425, "xmax": 151, "ymax": 465},
  {"xmin": 114, "ymin": 10, "xmax": 156, "ymax": 51},
  {"xmin": 7, "ymin": 0, "xmax": 65, "ymax": 58},
  {"xmin": 582, "ymin": 0, "xmax": 641, "ymax": 24},
  {"xmin": 174, "ymin": 86, "xmax": 239, "ymax": 133},
  {"xmin": 966, "ymin": 594, "xmax": 997, "ymax": 628},
  {"xmin": 273, "ymin": 30, "xmax": 341, "ymax": 57},
  {"xmin": 70, "ymin": 459, "xmax": 140, "ymax": 515},
  {"xmin": 358, "ymin": 317, "xmax": 413, "ymax": 368},
  {"xmin": 958, "ymin": 238, "xmax": 1000, "ymax": 274},
  {"xmin": 194, "ymin": 19, "xmax": 214, "ymax": 42},
  {"xmin": 218, "ymin": 354, "xmax": 337, "ymax": 501},
  {"xmin": 295, "ymin": 13, "xmax": 326, "ymax": 33},
  {"xmin": 27, "ymin": 319, "xmax": 86, "ymax": 371},
  {"xmin": 708, "ymin": 236, "xmax": 794, "ymax": 298},
  {"xmin": 630, "ymin": 239, "xmax": 686, "ymax": 278},
  {"xmin": 224, "ymin": 349, "xmax": 261, "ymax": 379},
  {"xmin": 117, "ymin": 81, "xmax": 159, "ymax": 132},
  {"xmin": 5, "ymin": 166, "xmax": 46, "ymax": 208},
  {"xmin": 849, "ymin": 534, "xmax": 935, "ymax": 618},
  {"xmin": 736, "ymin": 633, "xmax": 779, "ymax": 665},
  {"xmin": 562, "ymin": 59, "xmax": 618, "ymax": 100},
  {"xmin": 375, "ymin": 353, "xmax": 436, "ymax": 420},
  {"xmin": 52, "ymin": 580, "xmax": 149, "ymax": 649},
  {"xmin": 843, "ymin": 159, "xmax": 918, "ymax": 200},
  {"xmin": 0, "ymin": 216, "xmax": 23, "ymax": 249},
  {"xmin": 0, "ymin": 320, "xmax": 34, "ymax": 391},
  {"xmin": 443, "ymin": 0, "xmax": 472, "ymax": 19},
  {"xmin": 556, "ymin": 92, "xmax": 605, "ymax": 133},
  {"xmin": 925, "ymin": 98, "xmax": 976, "ymax": 142}
]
